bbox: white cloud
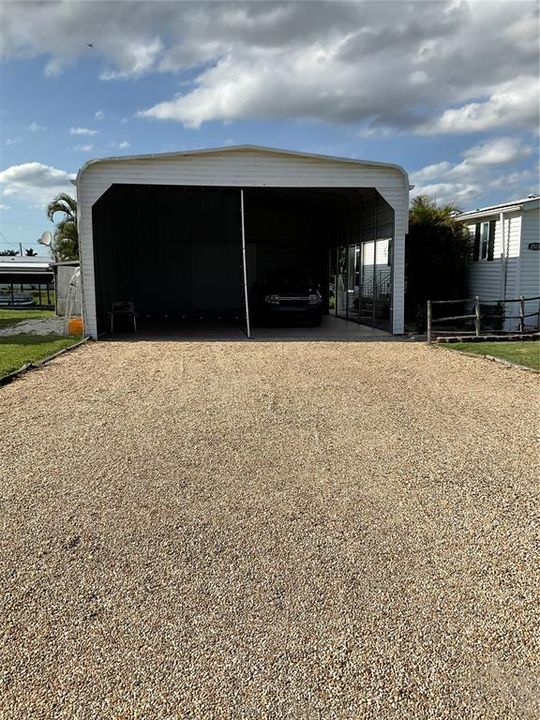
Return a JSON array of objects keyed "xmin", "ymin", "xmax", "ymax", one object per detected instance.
[
  {"xmin": 74, "ymin": 144, "xmax": 94, "ymax": 152},
  {"xmin": 462, "ymin": 137, "xmax": 532, "ymax": 165},
  {"xmin": 411, "ymin": 181, "xmax": 481, "ymax": 205},
  {"xmin": 70, "ymin": 127, "xmax": 98, "ymax": 136},
  {"xmin": 95, "ymin": 110, "xmax": 104, "ymax": 120},
  {"xmin": 100, "ymin": 37, "xmax": 164, "ymax": 80},
  {"xmin": 5, "ymin": 137, "xmax": 21, "ymax": 146},
  {"xmin": 409, "ymin": 161, "xmax": 453, "ymax": 184},
  {"xmin": 118, "ymin": 140, "xmax": 130, "ymax": 149},
  {"xmin": 418, "ymin": 76, "xmax": 539, "ymax": 134},
  {"xmin": 410, "ymin": 138, "xmax": 539, "ymax": 207},
  {"xmin": 0, "ymin": 162, "xmax": 75, "ymax": 208},
  {"xmin": 27, "ymin": 122, "xmax": 46, "ymax": 132},
  {"xmin": 0, "ymin": 204, "xmax": 10, "ymax": 211},
  {"xmin": 1, "ymin": 1, "xmax": 538, "ymax": 134}
]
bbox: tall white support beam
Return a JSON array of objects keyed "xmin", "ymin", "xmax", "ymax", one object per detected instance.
[{"xmin": 240, "ymin": 189, "xmax": 251, "ymax": 338}]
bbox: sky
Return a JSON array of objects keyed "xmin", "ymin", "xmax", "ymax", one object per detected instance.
[{"xmin": 0, "ymin": 0, "xmax": 538, "ymax": 255}]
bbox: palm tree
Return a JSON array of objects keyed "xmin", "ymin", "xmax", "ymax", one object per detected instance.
[{"xmin": 47, "ymin": 193, "xmax": 78, "ymax": 261}]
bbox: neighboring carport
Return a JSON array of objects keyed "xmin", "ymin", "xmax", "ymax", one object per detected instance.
[{"xmin": 0, "ymin": 260, "xmax": 54, "ymax": 308}]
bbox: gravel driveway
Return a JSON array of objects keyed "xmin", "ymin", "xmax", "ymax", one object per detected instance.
[{"xmin": 1, "ymin": 340, "xmax": 538, "ymax": 719}]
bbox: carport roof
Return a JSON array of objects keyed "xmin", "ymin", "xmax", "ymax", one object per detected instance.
[{"xmin": 76, "ymin": 144, "xmax": 409, "ymax": 184}]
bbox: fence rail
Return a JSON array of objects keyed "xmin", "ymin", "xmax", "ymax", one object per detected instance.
[{"xmin": 427, "ymin": 295, "xmax": 540, "ymax": 343}]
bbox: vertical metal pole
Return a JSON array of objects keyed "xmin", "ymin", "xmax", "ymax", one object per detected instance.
[
  {"xmin": 519, "ymin": 295, "xmax": 525, "ymax": 334},
  {"xmin": 10, "ymin": 282, "xmax": 14, "ymax": 308},
  {"xmin": 240, "ymin": 189, "xmax": 251, "ymax": 339},
  {"xmin": 46, "ymin": 281, "xmax": 50, "ymax": 305},
  {"xmin": 38, "ymin": 283, "xmax": 42, "ymax": 307},
  {"xmin": 373, "ymin": 199, "xmax": 378, "ymax": 328},
  {"xmin": 426, "ymin": 300, "xmax": 432, "ymax": 343},
  {"xmin": 475, "ymin": 296, "xmax": 480, "ymax": 336},
  {"xmin": 334, "ymin": 247, "xmax": 338, "ymax": 317},
  {"xmin": 372, "ymin": 238, "xmax": 377, "ymax": 327}
]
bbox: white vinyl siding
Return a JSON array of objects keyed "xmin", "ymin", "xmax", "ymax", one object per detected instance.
[
  {"xmin": 468, "ymin": 212, "xmax": 521, "ymax": 301},
  {"xmin": 465, "ymin": 201, "xmax": 540, "ymax": 331},
  {"xmin": 77, "ymin": 148, "xmax": 408, "ymax": 338}
]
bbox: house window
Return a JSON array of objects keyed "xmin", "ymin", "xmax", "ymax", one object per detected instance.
[
  {"xmin": 473, "ymin": 220, "xmax": 495, "ymax": 261},
  {"xmin": 480, "ymin": 222, "xmax": 490, "ymax": 259}
]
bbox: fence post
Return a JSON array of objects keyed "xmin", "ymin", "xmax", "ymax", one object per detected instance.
[
  {"xmin": 426, "ymin": 300, "xmax": 432, "ymax": 343},
  {"xmin": 474, "ymin": 296, "xmax": 480, "ymax": 336},
  {"xmin": 519, "ymin": 295, "xmax": 525, "ymax": 334}
]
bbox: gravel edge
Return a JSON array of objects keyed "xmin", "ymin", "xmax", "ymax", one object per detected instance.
[
  {"xmin": 0, "ymin": 336, "xmax": 90, "ymax": 387},
  {"xmin": 432, "ymin": 343, "xmax": 540, "ymax": 373}
]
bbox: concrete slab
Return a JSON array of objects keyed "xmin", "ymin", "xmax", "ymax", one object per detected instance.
[
  {"xmin": 108, "ymin": 315, "xmax": 392, "ymax": 342},
  {"xmin": 251, "ymin": 315, "xmax": 391, "ymax": 341}
]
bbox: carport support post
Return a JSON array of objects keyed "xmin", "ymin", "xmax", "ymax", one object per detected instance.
[
  {"xmin": 474, "ymin": 296, "xmax": 480, "ymax": 336},
  {"xmin": 240, "ymin": 189, "xmax": 251, "ymax": 338}
]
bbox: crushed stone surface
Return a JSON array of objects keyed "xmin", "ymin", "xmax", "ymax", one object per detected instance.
[
  {"xmin": 0, "ymin": 316, "xmax": 66, "ymax": 337},
  {"xmin": 0, "ymin": 339, "xmax": 539, "ymax": 719}
]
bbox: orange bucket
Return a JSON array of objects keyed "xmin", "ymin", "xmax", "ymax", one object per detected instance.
[{"xmin": 68, "ymin": 317, "xmax": 84, "ymax": 336}]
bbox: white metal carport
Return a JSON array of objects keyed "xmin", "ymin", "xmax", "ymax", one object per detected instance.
[{"xmin": 76, "ymin": 145, "xmax": 409, "ymax": 338}]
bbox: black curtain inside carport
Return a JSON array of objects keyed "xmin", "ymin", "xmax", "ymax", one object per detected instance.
[{"xmin": 92, "ymin": 185, "xmax": 244, "ymax": 330}]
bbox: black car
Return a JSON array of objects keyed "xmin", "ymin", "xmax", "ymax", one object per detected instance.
[{"xmin": 255, "ymin": 271, "xmax": 323, "ymax": 326}]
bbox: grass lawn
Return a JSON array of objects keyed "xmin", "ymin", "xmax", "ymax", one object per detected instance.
[
  {"xmin": 0, "ymin": 308, "xmax": 53, "ymax": 329},
  {"xmin": 450, "ymin": 341, "xmax": 540, "ymax": 370},
  {"xmin": 0, "ymin": 334, "xmax": 79, "ymax": 378}
]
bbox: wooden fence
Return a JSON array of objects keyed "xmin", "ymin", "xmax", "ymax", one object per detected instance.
[{"xmin": 426, "ymin": 295, "xmax": 540, "ymax": 343}]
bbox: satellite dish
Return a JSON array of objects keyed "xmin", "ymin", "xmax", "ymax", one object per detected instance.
[{"xmin": 38, "ymin": 231, "xmax": 52, "ymax": 246}]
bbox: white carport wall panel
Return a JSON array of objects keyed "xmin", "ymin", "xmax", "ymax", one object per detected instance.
[{"xmin": 77, "ymin": 147, "xmax": 409, "ymax": 338}]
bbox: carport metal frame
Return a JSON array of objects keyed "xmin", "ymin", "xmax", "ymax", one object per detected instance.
[{"xmin": 76, "ymin": 145, "xmax": 409, "ymax": 338}]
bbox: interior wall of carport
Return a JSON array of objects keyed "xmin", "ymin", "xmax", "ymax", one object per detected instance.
[
  {"xmin": 91, "ymin": 184, "xmax": 245, "ymax": 332},
  {"xmin": 242, "ymin": 188, "xmax": 349, "ymax": 311}
]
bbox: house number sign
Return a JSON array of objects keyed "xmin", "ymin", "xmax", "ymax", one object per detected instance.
[{"xmin": 528, "ymin": 242, "xmax": 540, "ymax": 250}]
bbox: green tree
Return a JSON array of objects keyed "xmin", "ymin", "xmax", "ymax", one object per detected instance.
[
  {"xmin": 406, "ymin": 195, "xmax": 471, "ymax": 329},
  {"xmin": 47, "ymin": 193, "xmax": 78, "ymax": 261},
  {"xmin": 0, "ymin": 249, "xmax": 18, "ymax": 256}
]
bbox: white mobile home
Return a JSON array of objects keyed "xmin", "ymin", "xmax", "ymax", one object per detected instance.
[
  {"xmin": 75, "ymin": 146, "xmax": 409, "ymax": 338},
  {"xmin": 459, "ymin": 195, "xmax": 540, "ymax": 331}
]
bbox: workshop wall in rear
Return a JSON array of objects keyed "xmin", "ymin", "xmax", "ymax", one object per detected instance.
[{"xmin": 92, "ymin": 185, "xmax": 243, "ymax": 332}]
